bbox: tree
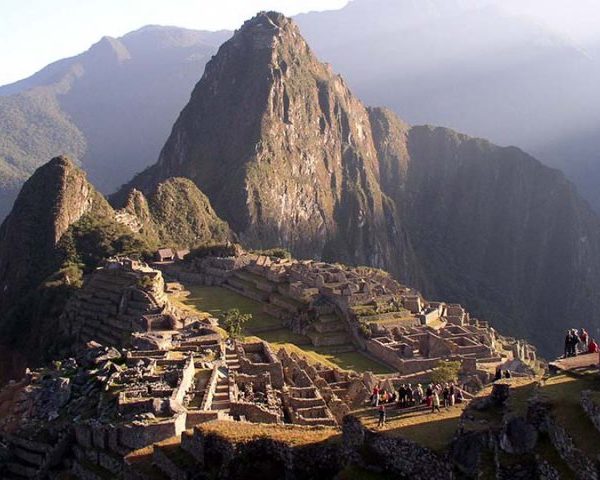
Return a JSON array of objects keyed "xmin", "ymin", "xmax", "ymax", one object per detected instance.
[
  {"xmin": 430, "ymin": 360, "xmax": 461, "ymax": 384},
  {"xmin": 221, "ymin": 308, "xmax": 252, "ymax": 339}
]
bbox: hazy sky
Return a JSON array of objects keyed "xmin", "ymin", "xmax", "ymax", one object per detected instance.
[
  {"xmin": 2, "ymin": 0, "xmax": 600, "ymax": 87},
  {"xmin": 0, "ymin": 0, "xmax": 348, "ymax": 86}
]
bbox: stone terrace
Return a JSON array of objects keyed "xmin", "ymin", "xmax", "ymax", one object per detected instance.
[{"xmin": 160, "ymin": 247, "xmax": 538, "ymax": 384}]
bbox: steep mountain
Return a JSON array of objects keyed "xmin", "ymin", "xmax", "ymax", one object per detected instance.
[
  {"xmin": 295, "ymin": 0, "xmax": 600, "ymax": 212},
  {"xmin": 0, "ymin": 26, "xmax": 230, "ymax": 219},
  {"xmin": 0, "ymin": 157, "xmax": 230, "ymax": 384},
  {"xmin": 118, "ymin": 12, "xmax": 421, "ymax": 282},
  {"xmin": 370, "ymin": 108, "xmax": 600, "ymax": 351},
  {"xmin": 119, "ymin": 12, "xmax": 600, "ymax": 355},
  {"xmin": 0, "ymin": 156, "xmax": 110, "ymax": 313},
  {"xmin": 0, "ymin": 156, "xmax": 119, "ymax": 384}
]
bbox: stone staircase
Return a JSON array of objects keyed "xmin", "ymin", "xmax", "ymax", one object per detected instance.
[{"xmin": 210, "ymin": 374, "xmax": 231, "ymax": 413}]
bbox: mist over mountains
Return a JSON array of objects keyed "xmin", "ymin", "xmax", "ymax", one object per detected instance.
[
  {"xmin": 1, "ymin": 0, "xmax": 600, "ymax": 217},
  {"xmin": 295, "ymin": 0, "xmax": 600, "ymax": 210},
  {"xmin": 0, "ymin": 26, "xmax": 229, "ymax": 218}
]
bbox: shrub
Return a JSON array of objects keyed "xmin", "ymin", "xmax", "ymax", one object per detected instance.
[
  {"xmin": 430, "ymin": 360, "xmax": 461, "ymax": 384},
  {"xmin": 251, "ymin": 247, "xmax": 292, "ymax": 259},
  {"xmin": 221, "ymin": 308, "xmax": 252, "ymax": 339}
]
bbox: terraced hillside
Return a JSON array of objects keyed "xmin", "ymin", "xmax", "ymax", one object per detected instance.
[{"xmin": 175, "ymin": 284, "xmax": 393, "ymax": 374}]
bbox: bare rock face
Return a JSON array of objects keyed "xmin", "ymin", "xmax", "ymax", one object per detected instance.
[
  {"xmin": 120, "ymin": 11, "xmax": 421, "ymax": 282},
  {"xmin": 0, "ymin": 156, "xmax": 109, "ymax": 312}
]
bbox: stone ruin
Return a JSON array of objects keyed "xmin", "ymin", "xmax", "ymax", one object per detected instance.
[
  {"xmin": 60, "ymin": 257, "xmax": 195, "ymax": 349},
  {"xmin": 160, "ymin": 246, "xmax": 538, "ymax": 385},
  {"xmin": 0, "ymin": 250, "xmax": 541, "ymax": 478},
  {"xmin": 0, "ymin": 303, "xmax": 369, "ymax": 478}
]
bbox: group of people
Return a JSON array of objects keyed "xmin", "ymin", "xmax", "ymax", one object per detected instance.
[
  {"xmin": 372, "ymin": 382, "xmax": 465, "ymax": 427},
  {"xmin": 494, "ymin": 366, "xmax": 512, "ymax": 381},
  {"xmin": 564, "ymin": 328, "xmax": 598, "ymax": 358}
]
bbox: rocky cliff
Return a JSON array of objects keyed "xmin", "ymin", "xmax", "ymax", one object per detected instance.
[
  {"xmin": 0, "ymin": 156, "xmax": 110, "ymax": 313},
  {"xmin": 118, "ymin": 12, "xmax": 600, "ymax": 355},
  {"xmin": 118, "ymin": 12, "xmax": 421, "ymax": 283}
]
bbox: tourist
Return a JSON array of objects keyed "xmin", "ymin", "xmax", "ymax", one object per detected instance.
[
  {"xmin": 406, "ymin": 384, "xmax": 414, "ymax": 407},
  {"xmin": 371, "ymin": 385, "xmax": 380, "ymax": 406},
  {"xmin": 449, "ymin": 383, "xmax": 455, "ymax": 406},
  {"xmin": 413, "ymin": 383, "xmax": 423, "ymax": 406},
  {"xmin": 399, "ymin": 384, "xmax": 407, "ymax": 408},
  {"xmin": 494, "ymin": 364, "xmax": 502, "ymax": 381},
  {"xmin": 442, "ymin": 384, "xmax": 450, "ymax": 408},
  {"xmin": 426, "ymin": 384, "xmax": 433, "ymax": 408},
  {"xmin": 432, "ymin": 390, "xmax": 441, "ymax": 413},
  {"xmin": 564, "ymin": 330, "xmax": 571, "ymax": 358},
  {"xmin": 503, "ymin": 369, "xmax": 512, "ymax": 379},
  {"xmin": 571, "ymin": 329, "xmax": 581, "ymax": 356},
  {"xmin": 588, "ymin": 338, "xmax": 598, "ymax": 354},
  {"xmin": 377, "ymin": 404, "xmax": 386, "ymax": 427},
  {"xmin": 580, "ymin": 328, "xmax": 589, "ymax": 353}
]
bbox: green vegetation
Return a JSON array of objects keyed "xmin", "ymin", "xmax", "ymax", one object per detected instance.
[
  {"xmin": 187, "ymin": 243, "xmax": 240, "ymax": 261},
  {"xmin": 250, "ymin": 248, "xmax": 291, "ymax": 259},
  {"xmin": 221, "ymin": 308, "xmax": 252, "ymax": 339},
  {"xmin": 146, "ymin": 177, "xmax": 231, "ymax": 249},
  {"xmin": 182, "ymin": 285, "xmax": 281, "ymax": 330},
  {"xmin": 0, "ymin": 92, "xmax": 86, "ymax": 217},
  {"xmin": 59, "ymin": 213, "xmax": 152, "ymax": 273},
  {"xmin": 540, "ymin": 372, "xmax": 600, "ymax": 459},
  {"xmin": 430, "ymin": 360, "xmax": 461, "ymax": 384},
  {"xmin": 178, "ymin": 285, "xmax": 393, "ymax": 374},
  {"xmin": 355, "ymin": 403, "xmax": 465, "ymax": 451}
]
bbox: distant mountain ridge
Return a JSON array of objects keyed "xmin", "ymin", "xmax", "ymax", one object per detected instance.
[
  {"xmin": 118, "ymin": 11, "xmax": 600, "ymax": 356},
  {"xmin": 2, "ymin": 0, "xmax": 600, "ymax": 218},
  {"xmin": 294, "ymin": 0, "xmax": 600, "ymax": 212},
  {"xmin": 0, "ymin": 26, "xmax": 230, "ymax": 219}
]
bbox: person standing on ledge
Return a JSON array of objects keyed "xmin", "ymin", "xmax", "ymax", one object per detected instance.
[
  {"xmin": 377, "ymin": 404, "xmax": 386, "ymax": 427},
  {"xmin": 432, "ymin": 390, "xmax": 441, "ymax": 413},
  {"xmin": 564, "ymin": 330, "xmax": 572, "ymax": 358}
]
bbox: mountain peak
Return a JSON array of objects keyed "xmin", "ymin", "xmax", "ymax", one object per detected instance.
[
  {"xmin": 86, "ymin": 35, "xmax": 131, "ymax": 63},
  {"xmin": 241, "ymin": 11, "xmax": 292, "ymax": 32},
  {"xmin": 231, "ymin": 11, "xmax": 303, "ymax": 52}
]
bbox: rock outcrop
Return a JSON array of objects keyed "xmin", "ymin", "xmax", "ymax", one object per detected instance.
[
  {"xmin": 117, "ymin": 12, "xmax": 600, "ymax": 355},
  {"xmin": 119, "ymin": 177, "xmax": 233, "ymax": 249}
]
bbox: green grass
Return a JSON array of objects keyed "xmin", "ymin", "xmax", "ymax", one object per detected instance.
[
  {"xmin": 540, "ymin": 372, "xmax": 600, "ymax": 459},
  {"xmin": 180, "ymin": 286, "xmax": 394, "ymax": 374},
  {"xmin": 535, "ymin": 433, "xmax": 575, "ymax": 480},
  {"xmin": 183, "ymin": 285, "xmax": 281, "ymax": 330},
  {"xmin": 355, "ymin": 404, "xmax": 465, "ymax": 451}
]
